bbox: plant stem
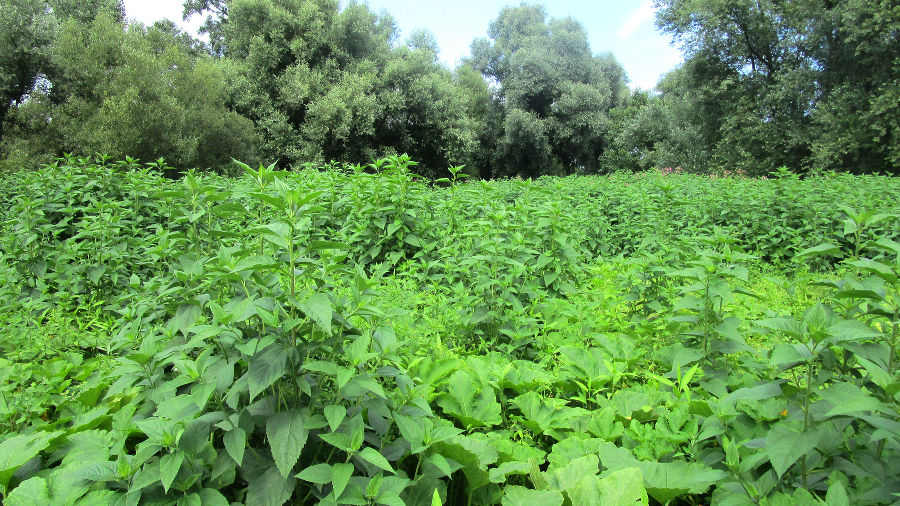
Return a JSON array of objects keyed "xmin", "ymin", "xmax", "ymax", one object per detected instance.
[{"xmin": 801, "ymin": 356, "xmax": 813, "ymax": 489}]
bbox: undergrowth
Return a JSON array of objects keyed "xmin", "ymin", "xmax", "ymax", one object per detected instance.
[{"xmin": 0, "ymin": 155, "xmax": 898, "ymax": 505}]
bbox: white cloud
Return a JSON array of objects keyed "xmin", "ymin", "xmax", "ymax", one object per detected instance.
[{"xmin": 618, "ymin": 1, "xmax": 655, "ymax": 38}]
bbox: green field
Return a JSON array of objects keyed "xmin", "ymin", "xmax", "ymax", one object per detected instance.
[{"xmin": 1, "ymin": 156, "xmax": 899, "ymax": 505}]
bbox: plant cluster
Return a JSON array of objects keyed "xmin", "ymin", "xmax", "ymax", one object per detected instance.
[{"xmin": 0, "ymin": 157, "xmax": 898, "ymax": 505}]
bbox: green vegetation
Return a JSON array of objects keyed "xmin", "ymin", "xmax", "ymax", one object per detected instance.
[
  {"xmin": 1, "ymin": 157, "xmax": 899, "ymax": 504},
  {"xmin": 1, "ymin": 0, "xmax": 898, "ymax": 176}
]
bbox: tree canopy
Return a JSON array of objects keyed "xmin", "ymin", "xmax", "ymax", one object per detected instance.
[{"xmin": 0, "ymin": 0, "xmax": 896, "ymax": 176}]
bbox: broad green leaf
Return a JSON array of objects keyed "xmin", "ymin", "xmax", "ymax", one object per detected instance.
[
  {"xmin": 595, "ymin": 442, "xmax": 725, "ymax": 503},
  {"xmin": 430, "ymin": 435, "xmax": 498, "ymax": 490},
  {"xmin": 850, "ymin": 259, "xmax": 897, "ymax": 283},
  {"xmin": 765, "ymin": 422, "xmax": 817, "ymax": 478},
  {"xmin": 301, "ymin": 293, "xmax": 332, "ymax": 335},
  {"xmin": 394, "ymin": 413, "xmax": 425, "ymax": 453},
  {"xmin": 325, "ymin": 405, "xmax": 347, "ymax": 433},
  {"xmin": 224, "ymin": 427, "xmax": 246, "ymax": 466},
  {"xmin": 489, "ymin": 461, "xmax": 532, "ymax": 483},
  {"xmin": 171, "ymin": 303, "xmax": 202, "ymax": 335},
  {"xmin": 544, "ymin": 455, "xmax": 600, "ymax": 492},
  {"xmin": 178, "ymin": 492, "xmax": 202, "ymax": 506},
  {"xmin": 825, "ymin": 481, "xmax": 850, "ymax": 506},
  {"xmin": 769, "ymin": 343, "xmax": 811, "ymax": 368},
  {"xmin": 359, "ymin": 447, "xmax": 394, "ymax": 474},
  {"xmin": 512, "ymin": 392, "xmax": 586, "ymax": 435},
  {"xmin": 199, "ymin": 488, "xmax": 230, "ymax": 506},
  {"xmin": 248, "ymin": 344, "xmax": 288, "ymax": 400},
  {"xmin": 267, "ymin": 411, "xmax": 309, "ymax": 478},
  {"xmin": 332, "ymin": 463, "xmax": 354, "ymax": 499},
  {"xmin": 245, "ymin": 466, "xmax": 295, "ymax": 506},
  {"xmin": 344, "ymin": 374, "xmax": 386, "ymax": 399},
  {"xmin": 308, "ymin": 241, "xmax": 350, "ymax": 251},
  {"xmin": 819, "ymin": 382, "xmax": 883, "ymax": 417},
  {"xmin": 502, "ymin": 486, "xmax": 564, "ymax": 506},
  {"xmin": 424, "ymin": 454, "xmax": 460, "ymax": 478},
  {"xmin": 595, "ymin": 467, "xmax": 648, "ymax": 505},
  {"xmin": 296, "ymin": 463, "xmax": 333, "ymax": 484},
  {"xmin": 233, "ymin": 255, "xmax": 277, "ymax": 273},
  {"xmin": 5, "ymin": 477, "xmax": 51, "ymax": 506},
  {"xmin": 827, "ymin": 320, "xmax": 882, "ymax": 344},
  {"xmin": 547, "ymin": 438, "xmax": 605, "ymax": 469},
  {"xmin": 159, "ymin": 451, "xmax": 184, "ymax": 493},
  {"xmin": 797, "ymin": 243, "xmax": 841, "ymax": 259},
  {"xmin": 0, "ymin": 431, "xmax": 60, "ymax": 487},
  {"xmin": 436, "ymin": 370, "xmax": 502, "ymax": 429}
]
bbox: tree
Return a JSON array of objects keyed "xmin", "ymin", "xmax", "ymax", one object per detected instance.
[
  {"xmin": 0, "ymin": 0, "xmax": 56, "ymax": 145},
  {"xmin": 3, "ymin": 14, "xmax": 258, "ymax": 171},
  {"xmin": 654, "ymin": 0, "xmax": 899, "ymax": 174},
  {"xmin": 470, "ymin": 3, "xmax": 626, "ymax": 177}
]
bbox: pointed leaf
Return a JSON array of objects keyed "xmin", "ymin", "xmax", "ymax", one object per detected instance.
[
  {"xmin": 765, "ymin": 422, "xmax": 817, "ymax": 478},
  {"xmin": 224, "ymin": 427, "xmax": 246, "ymax": 466},
  {"xmin": 325, "ymin": 405, "xmax": 347, "ymax": 433},
  {"xmin": 819, "ymin": 382, "xmax": 883, "ymax": 417},
  {"xmin": 245, "ymin": 466, "xmax": 296, "ymax": 506},
  {"xmin": 159, "ymin": 452, "xmax": 184, "ymax": 493},
  {"xmin": 248, "ymin": 344, "xmax": 288, "ymax": 400},
  {"xmin": 301, "ymin": 293, "xmax": 332, "ymax": 335},
  {"xmin": 332, "ymin": 462, "xmax": 354, "ymax": 499},
  {"xmin": 296, "ymin": 464, "xmax": 333, "ymax": 484},
  {"xmin": 359, "ymin": 447, "xmax": 394, "ymax": 474},
  {"xmin": 267, "ymin": 411, "xmax": 309, "ymax": 478}
]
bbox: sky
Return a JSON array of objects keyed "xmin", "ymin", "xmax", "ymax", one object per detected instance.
[{"xmin": 121, "ymin": 0, "xmax": 683, "ymax": 90}]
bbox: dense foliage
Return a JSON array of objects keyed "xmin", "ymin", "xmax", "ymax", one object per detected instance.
[
  {"xmin": 1, "ymin": 0, "xmax": 897, "ymax": 175},
  {"xmin": 1, "ymin": 157, "xmax": 898, "ymax": 504}
]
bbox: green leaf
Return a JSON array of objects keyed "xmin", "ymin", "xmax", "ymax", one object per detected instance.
[
  {"xmin": 332, "ymin": 463, "xmax": 354, "ymax": 499},
  {"xmin": 850, "ymin": 259, "xmax": 897, "ymax": 282},
  {"xmin": 489, "ymin": 461, "xmax": 532, "ymax": 483},
  {"xmin": 359, "ymin": 447, "xmax": 394, "ymax": 474},
  {"xmin": 301, "ymin": 293, "xmax": 332, "ymax": 335},
  {"xmin": 199, "ymin": 488, "xmax": 230, "ymax": 506},
  {"xmin": 436, "ymin": 370, "xmax": 502, "ymax": 429},
  {"xmin": 224, "ymin": 427, "xmax": 246, "ymax": 466},
  {"xmin": 595, "ymin": 467, "xmax": 648, "ymax": 505},
  {"xmin": 394, "ymin": 413, "xmax": 425, "ymax": 453},
  {"xmin": 595, "ymin": 442, "xmax": 724, "ymax": 503},
  {"xmin": 5, "ymin": 477, "xmax": 51, "ymax": 506},
  {"xmin": 825, "ymin": 481, "xmax": 850, "ymax": 506},
  {"xmin": 827, "ymin": 320, "xmax": 882, "ymax": 344},
  {"xmin": 267, "ymin": 411, "xmax": 309, "ymax": 478},
  {"xmin": 514, "ymin": 392, "xmax": 588, "ymax": 436},
  {"xmin": 765, "ymin": 422, "xmax": 818, "ymax": 478},
  {"xmin": 248, "ymin": 344, "xmax": 288, "ymax": 400},
  {"xmin": 296, "ymin": 464, "xmax": 333, "ymax": 484},
  {"xmin": 502, "ymin": 486, "xmax": 564, "ymax": 506},
  {"xmin": 797, "ymin": 243, "xmax": 841, "ymax": 259},
  {"xmin": 245, "ymin": 466, "xmax": 296, "ymax": 506},
  {"xmin": 171, "ymin": 303, "xmax": 202, "ymax": 335},
  {"xmin": 544, "ymin": 455, "xmax": 600, "ymax": 492},
  {"xmin": 0, "ymin": 431, "xmax": 60, "ymax": 487},
  {"xmin": 160, "ymin": 451, "xmax": 184, "ymax": 493},
  {"xmin": 324, "ymin": 405, "xmax": 347, "ymax": 433},
  {"xmin": 432, "ymin": 489, "xmax": 442, "ymax": 506},
  {"xmin": 819, "ymin": 382, "xmax": 883, "ymax": 417},
  {"xmin": 233, "ymin": 255, "xmax": 278, "ymax": 273},
  {"xmin": 308, "ymin": 241, "xmax": 350, "ymax": 251}
]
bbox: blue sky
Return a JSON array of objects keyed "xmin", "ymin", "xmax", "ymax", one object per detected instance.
[{"xmin": 121, "ymin": 0, "xmax": 683, "ymax": 90}]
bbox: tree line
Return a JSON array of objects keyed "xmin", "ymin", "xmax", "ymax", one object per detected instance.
[{"xmin": 1, "ymin": 0, "xmax": 897, "ymax": 177}]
